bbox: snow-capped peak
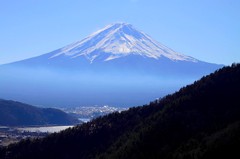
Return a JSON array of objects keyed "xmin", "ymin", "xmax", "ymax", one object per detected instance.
[{"xmin": 50, "ymin": 23, "xmax": 197, "ymax": 62}]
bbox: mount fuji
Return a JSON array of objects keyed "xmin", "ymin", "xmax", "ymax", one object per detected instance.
[{"xmin": 0, "ymin": 23, "xmax": 223, "ymax": 107}]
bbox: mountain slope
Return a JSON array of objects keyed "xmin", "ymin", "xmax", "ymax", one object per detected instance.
[
  {"xmin": 49, "ymin": 23, "xmax": 197, "ymax": 62},
  {"xmin": 1, "ymin": 63, "xmax": 239, "ymax": 159},
  {"xmin": 13, "ymin": 23, "xmax": 197, "ymax": 63},
  {"xmin": 7, "ymin": 23, "xmax": 215, "ymax": 68},
  {"xmin": 98, "ymin": 63, "xmax": 240, "ymax": 159},
  {"xmin": 0, "ymin": 23, "xmax": 223, "ymax": 107},
  {"xmin": 0, "ymin": 99, "xmax": 79, "ymax": 126}
]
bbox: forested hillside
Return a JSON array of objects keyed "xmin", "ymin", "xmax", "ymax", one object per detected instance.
[{"xmin": 1, "ymin": 63, "xmax": 240, "ymax": 159}]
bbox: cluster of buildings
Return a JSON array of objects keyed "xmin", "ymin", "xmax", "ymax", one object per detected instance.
[{"xmin": 61, "ymin": 105, "xmax": 128, "ymax": 120}]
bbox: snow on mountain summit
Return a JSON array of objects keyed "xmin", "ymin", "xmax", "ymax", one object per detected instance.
[{"xmin": 50, "ymin": 23, "xmax": 197, "ymax": 63}]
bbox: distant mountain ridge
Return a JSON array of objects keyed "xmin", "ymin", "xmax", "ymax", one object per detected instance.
[
  {"xmin": 0, "ymin": 99, "xmax": 79, "ymax": 126},
  {"xmin": 0, "ymin": 23, "xmax": 223, "ymax": 107}
]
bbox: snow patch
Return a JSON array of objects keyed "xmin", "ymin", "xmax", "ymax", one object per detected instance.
[{"xmin": 50, "ymin": 23, "xmax": 198, "ymax": 63}]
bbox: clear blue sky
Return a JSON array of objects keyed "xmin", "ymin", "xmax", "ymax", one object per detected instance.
[{"xmin": 0, "ymin": 0, "xmax": 239, "ymax": 65}]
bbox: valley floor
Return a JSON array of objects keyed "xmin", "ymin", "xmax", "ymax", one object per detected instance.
[{"xmin": 0, "ymin": 126, "xmax": 72, "ymax": 147}]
